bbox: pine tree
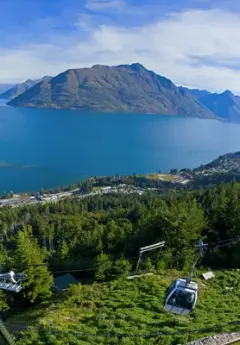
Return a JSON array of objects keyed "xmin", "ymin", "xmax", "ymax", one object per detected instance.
[
  {"xmin": 113, "ymin": 258, "xmax": 132, "ymax": 277},
  {"xmin": 144, "ymin": 257, "xmax": 154, "ymax": 272},
  {"xmin": 0, "ymin": 246, "xmax": 9, "ymax": 311},
  {"xmin": 60, "ymin": 240, "xmax": 69, "ymax": 262},
  {"xmin": 0, "ymin": 290, "xmax": 8, "ymax": 312},
  {"xmin": 13, "ymin": 225, "xmax": 53, "ymax": 303},
  {"xmin": 95, "ymin": 252, "xmax": 112, "ymax": 281}
]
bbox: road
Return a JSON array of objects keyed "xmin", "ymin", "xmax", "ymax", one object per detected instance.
[{"xmin": 0, "ymin": 186, "xmax": 144, "ymax": 208}]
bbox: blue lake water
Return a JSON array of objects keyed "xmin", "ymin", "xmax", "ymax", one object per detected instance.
[{"xmin": 1, "ymin": 103, "xmax": 240, "ymax": 193}]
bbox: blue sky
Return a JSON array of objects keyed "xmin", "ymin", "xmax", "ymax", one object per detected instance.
[{"xmin": 1, "ymin": 0, "xmax": 240, "ymax": 93}]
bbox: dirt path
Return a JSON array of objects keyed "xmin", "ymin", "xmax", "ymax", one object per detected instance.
[{"xmin": 188, "ymin": 333, "xmax": 240, "ymax": 345}]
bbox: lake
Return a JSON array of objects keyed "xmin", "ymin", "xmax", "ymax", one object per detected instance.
[{"xmin": 1, "ymin": 104, "xmax": 240, "ymax": 193}]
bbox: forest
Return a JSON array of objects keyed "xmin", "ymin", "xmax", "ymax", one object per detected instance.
[{"xmin": 0, "ymin": 179, "xmax": 239, "ymax": 344}]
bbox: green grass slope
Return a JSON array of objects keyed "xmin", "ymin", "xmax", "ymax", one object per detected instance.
[{"xmin": 7, "ymin": 269, "xmax": 240, "ymax": 345}]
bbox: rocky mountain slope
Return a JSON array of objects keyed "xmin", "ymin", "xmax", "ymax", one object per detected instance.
[
  {"xmin": 8, "ymin": 63, "xmax": 215, "ymax": 118},
  {"xmin": 0, "ymin": 77, "xmax": 50, "ymax": 100},
  {"xmin": 181, "ymin": 87, "xmax": 240, "ymax": 122}
]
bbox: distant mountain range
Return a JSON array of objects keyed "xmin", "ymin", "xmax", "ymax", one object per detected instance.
[
  {"xmin": 0, "ymin": 77, "xmax": 50, "ymax": 100},
  {"xmin": 180, "ymin": 87, "xmax": 240, "ymax": 122},
  {"xmin": 0, "ymin": 84, "xmax": 14, "ymax": 94},
  {"xmin": 2, "ymin": 63, "xmax": 240, "ymax": 122}
]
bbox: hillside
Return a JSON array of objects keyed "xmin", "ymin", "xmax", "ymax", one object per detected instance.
[
  {"xmin": 6, "ymin": 270, "xmax": 240, "ymax": 345},
  {"xmin": 8, "ymin": 63, "xmax": 215, "ymax": 118},
  {"xmin": 0, "ymin": 169, "xmax": 239, "ymax": 344},
  {"xmin": 181, "ymin": 87, "xmax": 240, "ymax": 122},
  {"xmin": 171, "ymin": 151, "xmax": 240, "ymax": 187},
  {"xmin": 194, "ymin": 151, "xmax": 240, "ymax": 173},
  {"xmin": 0, "ymin": 77, "xmax": 50, "ymax": 100}
]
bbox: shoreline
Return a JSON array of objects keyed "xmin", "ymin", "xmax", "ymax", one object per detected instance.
[
  {"xmin": 2, "ymin": 101, "xmax": 239, "ymax": 123},
  {"xmin": 1, "ymin": 149, "xmax": 240, "ymax": 206},
  {"xmin": 0, "ymin": 167, "xmax": 184, "ymax": 198},
  {"xmin": 0, "ymin": 182, "xmax": 149, "ymax": 208}
]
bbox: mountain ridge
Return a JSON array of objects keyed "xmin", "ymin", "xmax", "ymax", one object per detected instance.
[
  {"xmin": 181, "ymin": 86, "xmax": 240, "ymax": 122},
  {"xmin": 0, "ymin": 76, "xmax": 51, "ymax": 100},
  {"xmin": 8, "ymin": 63, "xmax": 215, "ymax": 119}
]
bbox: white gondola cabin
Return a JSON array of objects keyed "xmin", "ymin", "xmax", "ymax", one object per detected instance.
[
  {"xmin": 0, "ymin": 271, "xmax": 25, "ymax": 293},
  {"xmin": 164, "ymin": 278, "xmax": 198, "ymax": 315}
]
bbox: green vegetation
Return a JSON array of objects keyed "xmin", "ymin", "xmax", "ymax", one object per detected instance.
[
  {"xmin": 145, "ymin": 173, "xmax": 178, "ymax": 182},
  {"xmin": 0, "ymin": 178, "xmax": 239, "ymax": 344},
  {"xmin": 6, "ymin": 270, "xmax": 240, "ymax": 345},
  {"xmin": 13, "ymin": 226, "xmax": 53, "ymax": 302}
]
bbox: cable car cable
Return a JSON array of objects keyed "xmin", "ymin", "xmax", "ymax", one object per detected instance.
[{"xmin": 6, "ymin": 235, "xmax": 239, "ymax": 271}]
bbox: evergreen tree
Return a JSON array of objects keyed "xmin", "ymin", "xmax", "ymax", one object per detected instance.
[
  {"xmin": 60, "ymin": 240, "xmax": 69, "ymax": 262},
  {"xmin": 0, "ymin": 290, "xmax": 8, "ymax": 312},
  {"xmin": 113, "ymin": 258, "xmax": 132, "ymax": 277},
  {"xmin": 143, "ymin": 257, "xmax": 154, "ymax": 272},
  {"xmin": 95, "ymin": 252, "xmax": 112, "ymax": 281},
  {"xmin": 13, "ymin": 226, "xmax": 53, "ymax": 303},
  {"xmin": 0, "ymin": 246, "xmax": 9, "ymax": 311}
]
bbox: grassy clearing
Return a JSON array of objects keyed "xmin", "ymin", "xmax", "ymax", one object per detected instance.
[
  {"xmin": 6, "ymin": 269, "xmax": 240, "ymax": 345},
  {"xmin": 145, "ymin": 173, "xmax": 179, "ymax": 182},
  {"xmin": 92, "ymin": 186, "xmax": 103, "ymax": 192}
]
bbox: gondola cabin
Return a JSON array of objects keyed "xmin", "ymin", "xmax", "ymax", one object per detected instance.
[
  {"xmin": 0, "ymin": 271, "xmax": 24, "ymax": 293},
  {"xmin": 164, "ymin": 278, "xmax": 198, "ymax": 315}
]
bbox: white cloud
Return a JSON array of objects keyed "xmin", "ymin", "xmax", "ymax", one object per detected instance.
[{"xmin": 2, "ymin": 8, "xmax": 240, "ymax": 93}]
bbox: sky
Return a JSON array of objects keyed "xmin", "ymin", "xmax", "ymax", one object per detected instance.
[{"xmin": 1, "ymin": 0, "xmax": 240, "ymax": 93}]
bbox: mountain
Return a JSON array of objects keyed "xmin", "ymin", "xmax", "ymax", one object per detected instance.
[
  {"xmin": 8, "ymin": 63, "xmax": 215, "ymax": 118},
  {"xmin": 199, "ymin": 90, "xmax": 240, "ymax": 122},
  {"xmin": 179, "ymin": 87, "xmax": 211, "ymax": 100},
  {"xmin": 181, "ymin": 87, "xmax": 240, "ymax": 122},
  {"xmin": 0, "ymin": 77, "xmax": 50, "ymax": 100},
  {"xmin": 0, "ymin": 83, "xmax": 14, "ymax": 94}
]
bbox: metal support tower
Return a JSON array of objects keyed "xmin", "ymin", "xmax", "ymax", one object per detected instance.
[{"xmin": 134, "ymin": 241, "xmax": 165, "ymax": 274}]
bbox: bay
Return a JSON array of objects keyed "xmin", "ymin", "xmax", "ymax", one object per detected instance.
[{"xmin": 1, "ymin": 104, "xmax": 240, "ymax": 193}]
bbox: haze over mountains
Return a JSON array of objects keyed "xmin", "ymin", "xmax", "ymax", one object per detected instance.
[{"xmin": 2, "ymin": 63, "xmax": 240, "ymax": 122}]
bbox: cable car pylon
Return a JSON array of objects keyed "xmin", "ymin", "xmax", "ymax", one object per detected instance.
[
  {"xmin": 185, "ymin": 239, "xmax": 207, "ymax": 286},
  {"xmin": 131, "ymin": 241, "xmax": 165, "ymax": 277}
]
